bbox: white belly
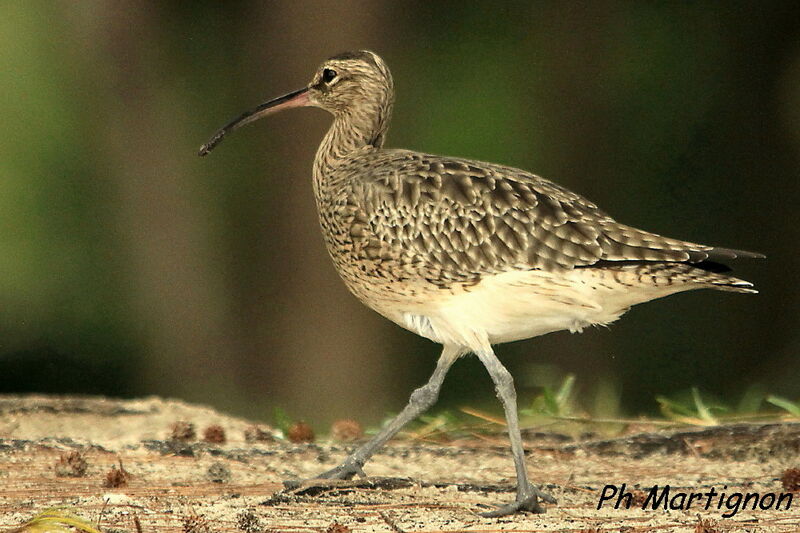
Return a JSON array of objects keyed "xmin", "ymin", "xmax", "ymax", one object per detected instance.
[{"xmin": 396, "ymin": 268, "xmax": 690, "ymax": 352}]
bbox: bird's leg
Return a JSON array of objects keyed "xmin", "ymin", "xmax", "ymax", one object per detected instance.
[
  {"xmin": 283, "ymin": 344, "xmax": 463, "ymax": 488},
  {"xmin": 475, "ymin": 349, "xmax": 557, "ymax": 517}
]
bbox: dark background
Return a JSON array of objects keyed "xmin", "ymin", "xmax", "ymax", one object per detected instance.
[{"xmin": 1, "ymin": 2, "xmax": 797, "ymax": 429}]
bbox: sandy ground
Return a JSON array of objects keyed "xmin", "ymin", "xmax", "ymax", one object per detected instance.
[{"xmin": 1, "ymin": 395, "xmax": 798, "ymax": 532}]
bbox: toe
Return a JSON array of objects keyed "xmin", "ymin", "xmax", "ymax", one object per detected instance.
[
  {"xmin": 479, "ymin": 497, "xmax": 546, "ymax": 517},
  {"xmin": 530, "ymin": 485, "xmax": 558, "ymax": 504},
  {"xmin": 283, "ymin": 461, "xmax": 365, "ymax": 490},
  {"xmin": 478, "ymin": 485, "xmax": 556, "ymax": 517}
]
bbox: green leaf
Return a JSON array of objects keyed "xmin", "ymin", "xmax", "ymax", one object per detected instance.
[
  {"xmin": 272, "ymin": 407, "xmax": 293, "ymax": 433},
  {"xmin": 692, "ymin": 387, "xmax": 718, "ymax": 425},
  {"xmin": 555, "ymin": 374, "xmax": 576, "ymax": 409},
  {"xmin": 766, "ymin": 395, "xmax": 800, "ymax": 417},
  {"xmin": 14, "ymin": 508, "xmax": 102, "ymax": 533}
]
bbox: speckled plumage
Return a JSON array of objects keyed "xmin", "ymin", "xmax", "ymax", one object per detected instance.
[
  {"xmin": 199, "ymin": 50, "xmax": 762, "ymax": 516},
  {"xmin": 292, "ymin": 51, "xmax": 760, "ymax": 350}
]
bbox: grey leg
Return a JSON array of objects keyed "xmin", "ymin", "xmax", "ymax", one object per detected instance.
[
  {"xmin": 475, "ymin": 349, "xmax": 556, "ymax": 517},
  {"xmin": 284, "ymin": 344, "xmax": 464, "ymax": 487}
]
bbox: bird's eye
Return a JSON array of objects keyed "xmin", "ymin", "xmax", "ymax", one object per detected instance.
[{"xmin": 322, "ymin": 68, "xmax": 337, "ymax": 83}]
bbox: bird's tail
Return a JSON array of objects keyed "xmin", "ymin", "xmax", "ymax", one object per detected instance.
[
  {"xmin": 647, "ymin": 262, "xmax": 758, "ymax": 294},
  {"xmin": 704, "ymin": 273, "xmax": 758, "ymax": 294},
  {"xmin": 592, "ymin": 261, "xmax": 759, "ymax": 294},
  {"xmin": 683, "ymin": 257, "xmax": 760, "ymax": 294}
]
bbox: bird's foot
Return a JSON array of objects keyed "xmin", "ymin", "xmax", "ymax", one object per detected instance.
[
  {"xmin": 282, "ymin": 460, "xmax": 365, "ymax": 490},
  {"xmin": 479, "ymin": 484, "xmax": 557, "ymax": 517}
]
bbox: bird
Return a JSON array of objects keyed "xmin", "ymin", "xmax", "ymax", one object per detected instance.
[{"xmin": 198, "ymin": 50, "xmax": 763, "ymax": 517}]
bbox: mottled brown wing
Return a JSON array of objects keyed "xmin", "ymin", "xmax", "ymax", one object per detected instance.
[{"xmin": 346, "ymin": 150, "xmax": 746, "ymax": 283}]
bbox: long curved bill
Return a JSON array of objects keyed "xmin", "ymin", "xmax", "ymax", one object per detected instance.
[{"xmin": 198, "ymin": 87, "xmax": 310, "ymax": 156}]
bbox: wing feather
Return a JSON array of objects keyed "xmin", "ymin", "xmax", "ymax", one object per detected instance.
[{"xmin": 337, "ymin": 150, "xmax": 759, "ymax": 285}]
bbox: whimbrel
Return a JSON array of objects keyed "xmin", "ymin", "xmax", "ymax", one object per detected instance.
[{"xmin": 199, "ymin": 51, "xmax": 762, "ymax": 516}]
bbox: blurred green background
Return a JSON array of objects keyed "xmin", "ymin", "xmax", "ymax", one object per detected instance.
[{"xmin": 0, "ymin": 1, "xmax": 797, "ymax": 430}]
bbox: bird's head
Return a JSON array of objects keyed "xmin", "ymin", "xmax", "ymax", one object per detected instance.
[{"xmin": 199, "ymin": 50, "xmax": 393, "ymax": 156}]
